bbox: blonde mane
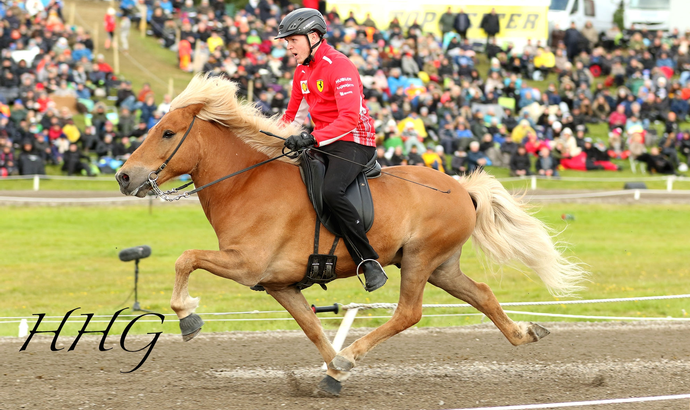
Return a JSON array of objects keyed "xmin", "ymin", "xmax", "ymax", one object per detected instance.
[{"xmin": 170, "ymin": 73, "xmax": 302, "ymax": 164}]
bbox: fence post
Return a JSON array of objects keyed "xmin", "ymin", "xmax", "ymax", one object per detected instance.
[
  {"xmin": 321, "ymin": 307, "xmax": 359, "ymax": 370},
  {"xmin": 18, "ymin": 319, "xmax": 28, "ymax": 337},
  {"xmin": 634, "ymin": 189, "xmax": 640, "ymax": 200},
  {"xmin": 667, "ymin": 176, "xmax": 675, "ymax": 192},
  {"xmin": 530, "ymin": 175, "xmax": 537, "ymax": 190},
  {"xmin": 33, "ymin": 175, "xmax": 40, "ymax": 191}
]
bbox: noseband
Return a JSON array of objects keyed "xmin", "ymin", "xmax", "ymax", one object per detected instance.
[{"xmin": 143, "ymin": 116, "xmax": 197, "ymax": 201}]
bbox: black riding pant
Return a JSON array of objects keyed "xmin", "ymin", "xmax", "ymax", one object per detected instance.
[{"xmin": 319, "ymin": 140, "xmax": 378, "ymax": 264}]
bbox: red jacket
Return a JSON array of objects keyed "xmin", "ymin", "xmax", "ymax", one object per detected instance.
[
  {"xmin": 281, "ymin": 41, "xmax": 376, "ymax": 147},
  {"xmin": 104, "ymin": 15, "xmax": 116, "ymax": 33}
]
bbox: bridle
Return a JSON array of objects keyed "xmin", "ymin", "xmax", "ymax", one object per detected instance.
[
  {"xmin": 140, "ymin": 116, "xmax": 290, "ymax": 202},
  {"xmin": 137, "ymin": 117, "xmax": 449, "ymax": 202}
]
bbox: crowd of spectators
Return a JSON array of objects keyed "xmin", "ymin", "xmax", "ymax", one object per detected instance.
[
  {"xmin": 121, "ymin": 1, "xmax": 690, "ymax": 177},
  {"xmin": 0, "ymin": 0, "xmax": 148, "ymax": 177},
  {"xmin": 2, "ymin": 0, "xmax": 690, "ymax": 179}
]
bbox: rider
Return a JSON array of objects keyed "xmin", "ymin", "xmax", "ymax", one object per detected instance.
[{"xmin": 277, "ymin": 8, "xmax": 388, "ymax": 292}]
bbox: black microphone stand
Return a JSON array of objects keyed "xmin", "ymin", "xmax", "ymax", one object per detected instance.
[{"xmin": 131, "ymin": 258, "xmax": 153, "ymax": 313}]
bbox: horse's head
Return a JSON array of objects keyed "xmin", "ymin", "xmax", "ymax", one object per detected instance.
[{"xmin": 116, "ymin": 104, "xmax": 202, "ymax": 197}]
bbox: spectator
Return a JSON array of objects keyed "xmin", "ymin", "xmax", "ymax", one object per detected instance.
[
  {"xmin": 467, "ymin": 140, "xmax": 489, "ymax": 172},
  {"xmin": 453, "ymin": 8, "xmax": 471, "ymax": 41},
  {"xmin": 608, "ymin": 105, "xmax": 627, "ymax": 130},
  {"xmin": 0, "ymin": 143, "xmax": 17, "ymax": 176},
  {"xmin": 421, "ymin": 144, "xmax": 445, "ymax": 172},
  {"xmin": 535, "ymin": 146, "xmax": 559, "ymax": 177},
  {"xmin": 637, "ymin": 146, "xmax": 676, "ymax": 174},
  {"xmin": 439, "ymin": 7, "xmax": 455, "ymax": 39},
  {"xmin": 564, "ymin": 22, "xmax": 582, "ymax": 61},
  {"xmin": 62, "ymin": 143, "xmax": 93, "ymax": 176},
  {"xmin": 104, "ymin": 8, "xmax": 116, "ymax": 50},
  {"xmin": 509, "ymin": 145, "xmax": 531, "ymax": 176},
  {"xmin": 376, "ymin": 146, "xmax": 392, "ymax": 167},
  {"xmin": 449, "ymin": 150, "xmax": 468, "ymax": 176},
  {"xmin": 120, "ymin": 15, "xmax": 131, "ymax": 54},
  {"xmin": 679, "ymin": 131, "xmax": 690, "ymax": 166},
  {"xmin": 480, "ymin": 8, "xmax": 500, "ymax": 51},
  {"xmin": 406, "ymin": 145, "xmax": 424, "ymax": 166},
  {"xmin": 18, "ymin": 141, "xmax": 45, "ymax": 175},
  {"xmin": 580, "ymin": 21, "xmax": 598, "ymax": 51}
]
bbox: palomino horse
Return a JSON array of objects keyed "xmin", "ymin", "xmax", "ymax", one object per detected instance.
[{"xmin": 116, "ymin": 74, "xmax": 586, "ymax": 395}]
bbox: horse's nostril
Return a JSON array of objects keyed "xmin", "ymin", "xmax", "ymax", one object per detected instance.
[{"xmin": 121, "ymin": 173, "xmax": 130, "ymax": 182}]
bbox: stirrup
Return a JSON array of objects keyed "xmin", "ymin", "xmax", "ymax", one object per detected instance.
[{"xmin": 355, "ymin": 259, "xmax": 388, "ymax": 290}]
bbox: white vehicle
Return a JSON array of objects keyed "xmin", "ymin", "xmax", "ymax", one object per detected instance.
[
  {"xmin": 624, "ymin": 0, "xmax": 670, "ymax": 31},
  {"xmin": 667, "ymin": 0, "xmax": 690, "ymax": 33},
  {"xmin": 548, "ymin": 0, "xmax": 619, "ymax": 34}
]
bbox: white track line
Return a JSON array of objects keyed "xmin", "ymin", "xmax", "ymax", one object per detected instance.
[{"xmin": 447, "ymin": 393, "xmax": 690, "ymax": 410}]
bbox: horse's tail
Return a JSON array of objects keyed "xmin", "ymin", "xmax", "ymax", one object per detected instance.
[{"xmin": 458, "ymin": 171, "xmax": 588, "ymax": 297}]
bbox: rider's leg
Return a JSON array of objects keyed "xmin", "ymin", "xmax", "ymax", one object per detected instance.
[{"xmin": 320, "ymin": 141, "xmax": 387, "ymax": 291}]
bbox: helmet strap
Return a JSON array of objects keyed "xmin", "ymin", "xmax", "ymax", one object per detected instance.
[{"xmin": 302, "ymin": 33, "xmax": 323, "ymax": 66}]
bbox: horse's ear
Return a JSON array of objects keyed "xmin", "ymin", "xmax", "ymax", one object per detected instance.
[{"xmin": 185, "ymin": 103, "xmax": 204, "ymax": 117}]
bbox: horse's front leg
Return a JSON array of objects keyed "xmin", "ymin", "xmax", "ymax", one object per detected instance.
[
  {"xmin": 267, "ymin": 287, "xmax": 349, "ymax": 396},
  {"xmin": 171, "ymin": 249, "xmax": 253, "ymax": 341}
]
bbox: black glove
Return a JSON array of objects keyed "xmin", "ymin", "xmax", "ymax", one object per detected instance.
[{"xmin": 284, "ymin": 131, "xmax": 317, "ymax": 151}]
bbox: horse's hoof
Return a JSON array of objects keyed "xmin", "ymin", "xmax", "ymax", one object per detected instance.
[
  {"xmin": 328, "ymin": 355, "xmax": 354, "ymax": 372},
  {"xmin": 529, "ymin": 322, "xmax": 550, "ymax": 340},
  {"xmin": 180, "ymin": 313, "xmax": 204, "ymax": 342},
  {"xmin": 317, "ymin": 375, "xmax": 342, "ymax": 396}
]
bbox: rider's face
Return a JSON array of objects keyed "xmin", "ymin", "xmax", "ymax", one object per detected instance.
[{"xmin": 284, "ymin": 33, "xmax": 318, "ymax": 65}]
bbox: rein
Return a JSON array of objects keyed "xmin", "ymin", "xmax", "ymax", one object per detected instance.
[
  {"xmin": 144, "ymin": 116, "xmax": 289, "ymax": 202},
  {"xmin": 259, "ymin": 130, "xmax": 451, "ymax": 194}
]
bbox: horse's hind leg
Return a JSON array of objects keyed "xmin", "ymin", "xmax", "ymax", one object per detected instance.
[
  {"xmin": 267, "ymin": 287, "xmax": 349, "ymax": 395},
  {"xmin": 330, "ymin": 259, "xmax": 430, "ymax": 372},
  {"xmin": 428, "ymin": 258, "xmax": 549, "ymax": 346}
]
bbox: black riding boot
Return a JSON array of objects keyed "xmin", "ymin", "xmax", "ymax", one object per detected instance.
[{"xmin": 359, "ymin": 259, "xmax": 388, "ymax": 292}]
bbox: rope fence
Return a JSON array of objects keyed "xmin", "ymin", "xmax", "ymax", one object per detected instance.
[
  {"xmin": 2, "ymin": 294, "xmax": 688, "ymax": 330},
  {"xmin": 494, "ymin": 174, "xmax": 689, "ymax": 191},
  {"xmin": 2, "ymin": 174, "xmax": 689, "ymax": 194},
  {"xmin": 1, "ymin": 189, "xmax": 688, "ymax": 204}
]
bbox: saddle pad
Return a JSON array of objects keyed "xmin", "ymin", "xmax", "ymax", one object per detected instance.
[{"xmin": 298, "ymin": 149, "xmax": 375, "ymax": 237}]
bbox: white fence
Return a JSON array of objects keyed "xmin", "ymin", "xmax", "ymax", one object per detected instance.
[{"xmin": 0, "ymin": 174, "xmax": 689, "ymax": 191}]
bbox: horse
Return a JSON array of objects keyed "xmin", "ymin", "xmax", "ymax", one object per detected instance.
[{"xmin": 116, "ymin": 74, "xmax": 587, "ymax": 395}]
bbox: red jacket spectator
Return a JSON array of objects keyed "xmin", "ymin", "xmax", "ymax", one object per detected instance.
[
  {"xmin": 524, "ymin": 133, "xmax": 548, "ymax": 156},
  {"xmin": 608, "ymin": 105, "xmax": 627, "ymax": 129}
]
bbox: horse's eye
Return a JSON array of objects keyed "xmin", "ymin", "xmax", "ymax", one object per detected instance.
[{"xmin": 162, "ymin": 130, "xmax": 175, "ymax": 139}]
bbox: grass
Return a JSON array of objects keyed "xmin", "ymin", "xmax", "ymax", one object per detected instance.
[{"xmin": 1, "ymin": 203, "xmax": 689, "ymax": 337}]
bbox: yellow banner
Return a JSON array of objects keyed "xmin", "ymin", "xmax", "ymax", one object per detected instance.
[{"xmin": 328, "ymin": 3, "xmax": 548, "ymax": 40}]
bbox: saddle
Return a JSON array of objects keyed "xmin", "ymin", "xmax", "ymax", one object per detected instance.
[{"xmin": 298, "ymin": 148, "xmax": 381, "ymax": 236}]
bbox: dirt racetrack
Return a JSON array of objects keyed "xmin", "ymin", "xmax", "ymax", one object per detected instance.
[{"xmin": 1, "ymin": 321, "xmax": 689, "ymax": 410}]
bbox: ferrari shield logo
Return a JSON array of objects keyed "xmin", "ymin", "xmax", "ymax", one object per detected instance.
[
  {"xmin": 300, "ymin": 80, "xmax": 309, "ymax": 94},
  {"xmin": 316, "ymin": 79, "xmax": 324, "ymax": 92}
]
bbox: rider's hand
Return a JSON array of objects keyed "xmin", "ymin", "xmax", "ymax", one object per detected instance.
[{"xmin": 284, "ymin": 131, "xmax": 317, "ymax": 151}]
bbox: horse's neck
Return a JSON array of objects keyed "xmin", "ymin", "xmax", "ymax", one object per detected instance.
[{"xmin": 191, "ymin": 130, "xmax": 289, "ymax": 224}]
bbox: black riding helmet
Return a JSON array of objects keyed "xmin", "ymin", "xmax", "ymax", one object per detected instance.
[{"xmin": 275, "ymin": 8, "xmax": 327, "ymax": 65}]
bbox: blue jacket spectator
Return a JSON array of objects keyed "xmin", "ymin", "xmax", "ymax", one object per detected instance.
[
  {"xmin": 670, "ymin": 96, "xmax": 689, "ymax": 120},
  {"xmin": 387, "ymin": 68, "xmax": 411, "ymax": 95},
  {"xmin": 656, "ymin": 53, "xmax": 675, "ymax": 69},
  {"xmin": 72, "ymin": 44, "xmax": 93, "ymax": 62}
]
